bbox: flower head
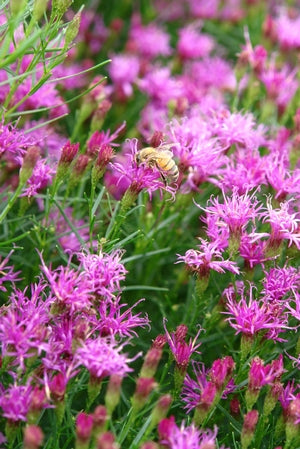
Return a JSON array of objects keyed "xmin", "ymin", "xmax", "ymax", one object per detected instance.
[{"xmin": 75, "ymin": 337, "xmax": 138, "ymax": 379}]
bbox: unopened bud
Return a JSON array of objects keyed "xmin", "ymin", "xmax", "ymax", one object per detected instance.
[
  {"xmin": 140, "ymin": 443, "xmax": 159, "ymax": 449},
  {"xmin": 241, "ymin": 410, "xmax": 259, "ymax": 449},
  {"xmin": 33, "ymin": 0, "xmax": 48, "ymax": 21},
  {"xmin": 19, "ymin": 146, "xmax": 40, "ymax": 184},
  {"xmin": 140, "ymin": 347, "xmax": 163, "ymax": 378},
  {"xmin": 150, "ymin": 394, "xmax": 172, "ymax": 429},
  {"xmin": 96, "ymin": 431, "xmax": 119, "ymax": 449},
  {"xmin": 149, "ymin": 131, "xmax": 164, "ymax": 148},
  {"xmin": 105, "ymin": 374, "xmax": 122, "ymax": 415},
  {"xmin": 23, "ymin": 425, "xmax": 44, "ymax": 449},
  {"xmin": 92, "ymin": 405, "xmax": 108, "ymax": 438},
  {"xmin": 132, "ymin": 378, "xmax": 157, "ymax": 412},
  {"xmin": 51, "ymin": 0, "xmax": 72, "ymax": 19},
  {"xmin": 65, "ymin": 12, "xmax": 81, "ymax": 48},
  {"xmin": 10, "ymin": 0, "xmax": 27, "ymax": 16},
  {"xmin": 76, "ymin": 412, "xmax": 93, "ymax": 446}
]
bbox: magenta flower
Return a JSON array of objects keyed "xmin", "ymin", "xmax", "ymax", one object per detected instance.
[
  {"xmin": 0, "ymin": 281, "xmax": 50, "ymax": 370},
  {"xmin": 22, "ymin": 159, "xmax": 55, "ymax": 198},
  {"xmin": 223, "ymin": 283, "xmax": 290, "ymax": 341},
  {"xmin": 75, "ymin": 337, "xmax": 138, "ymax": 379},
  {"xmin": 163, "ymin": 319, "xmax": 202, "ymax": 373},
  {"xmin": 187, "ymin": 0, "xmax": 219, "ymax": 19},
  {"xmin": 202, "ymin": 188, "xmax": 262, "ymax": 239},
  {"xmin": 40, "ymin": 253, "xmax": 92, "ymax": 313},
  {"xmin": 138, "ymin": 67, "xmax": 184, "ymax": 106},
  {"xmin": 239, "ymin": 232, "xmax": 272, "ymax": 269},
  {"xmin": 248, "ymin": 356, "xmax": 285, "ymax": 392},
  {"xmin": 262, "ymin": 266, "xmax": 300, "ymax": 302},
  {"xmin": 261, "ymin": 197, "xmax": 300, "ymax": 249},
  {"xmin": 177, "ymin": 24, "xmax": 214, "ymax": 60},
  {"xmin": 0, "ymin": 250, "xmax": 21, "ymax": 291},
  {"xmin": 181, "ymin": 361, "xmax": 213, "ymax": 413},
  {"xmin": 78, "ymin": 249, "xmax": 127, "ymax": 301},
  {"xmin": 210, "ymin": 110, "xmax": 266, "ymax": 151},
  {"xmin": 97, "ymin": 297, "xmax": 150, "ymax": 337},
  {"xmin": 158, "ymin": 416, "xmax": 204, "ymax": 449},
  {"xmin": 128, "ymin": 16, "xmax": 171, "ymax": 59},
  {"xmin": 274, "ymin": 8, "xmax": 300, "ymax": 50},
  {"xmin": 110, "ymin": 139, "xmax": 176, "ymax": 199},
  {"xmin": 108, "ymin": 54, "xmax": 140, "ymax": 100},
  {"xmin": 177, "ymin": 238, "xmax": 240, "ymax": 278},
  {"xmin": 0, "ymin": 382, "xmax": 32, "ymax": 422}
]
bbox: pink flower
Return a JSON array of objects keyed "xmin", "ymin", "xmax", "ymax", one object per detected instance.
[
  {"xmin": 138, "ymin": 67, "xmax": 184, "ymax": 106},
  {"xmin": 75, "ymin": 337, "xmax": 138, "ymax": 379},
  {"xmin": 0, "ymin": 382, "xmax": 32, "ymax": 422},
  {"xmin": 187, "ymin": 0, "xmax": 219, "ymax": 19},
  {"xmin": 177, "ymin": 238, "xmax": 240, "ymax": 278},
  {"xmin": 22, "ymin": 159, "xmax": 55, "ymax": 198},
  {"xmin": 177, "ymin": 24, "xmax": 214, "ymax": 60},
  {"xmin": 163, "ymin": 319, "xmax": 202, "ymax": 373},
  {"xmin": 0, "ymin": 281, "xmax": 50, "ymax": 371},
  {"xmin": 97, "ymin": 297, "xmax": 150, "ymax": 337},
  {"xmin": 261, "ymin": 198, "xmax": 300, "ymax": 249},
  {"xmin": 223, "ymin": 283, "xmax": 290, "ymax": 341},
  {"xmin": 128, "ymin": 16, "xmax": 171, "ymax": 59},
  {"xmin": 78, "ymin": 249, "xmax": 128, "ymax": 301},
  {"xmin": 248, "ymin": 356, "xmax": 285, "ymax": 392},
  {"xmin": 274, "ymin": 8, "xmax": 300, "ymax": 50},
  {"xmin": 39, "ymin": 253, "xmax": 92, "ymax": 313},
  {"xmin": 108, "ymin": 54, "xmax": 140, "ymax": 99},
  {"xmin": 0, "ymin": 250, "xmax": 21, "ymax": 291},
  {"xmin": 110, "ymin": 139, "xmax": 176, "ymax": 199},
  {"xmin": 201, "ymin": 188, "xmax": 262, "ymax": 239}
]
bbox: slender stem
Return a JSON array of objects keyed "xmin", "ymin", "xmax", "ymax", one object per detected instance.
[{"xmin": 0, "ymin": 182, "xmax": 24, "ymax": 225}]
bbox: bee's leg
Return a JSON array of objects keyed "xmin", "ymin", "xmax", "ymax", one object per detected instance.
[{"xmin": 160, "ymin": 171, "xmax": 168, "ymax": 186}]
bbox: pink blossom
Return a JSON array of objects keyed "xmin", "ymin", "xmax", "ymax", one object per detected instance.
[
  {"xmin": 108, "ymin": 54, "xmax": 140, "ymax": 99},
  {"xmin": 274, "ymin": 8, "xmax": 300, "ymax": 50},
  {"xmin": 163, "ymin": 319, "xmax": 202, "ymax": 372},
  {"xmin": 110, "ymin": 138, "xmax": 176, "ymax": 199},
  {"xmin": 138, "ymin": 67, "xmax": 184, "ymax": 106},
  {"xmin": 0, "ymin": 383, "xmax": 32, "ymax": 422},
  {"xmin": 0, "ymin": 250, "xmax": 21, "ymax": 291},
  {"xmin": 128, "ymin": 16, "xmax": 171, "ymax": 59},
  {"xmin": 75, "ymin": 337, "xmax": 138, "ymax": 379},
  {"xmin": 97, "ymin": 297, "xmax": 150, "ymax": 337},
  {"xmin": 187, "ymin": 0, "xmax": 219, "ymax": 19},
  {"xmin": 261, "ymin": 198, "xmax": 300, "ymax": 249},
  {"xmin": 78, "ymin": 249, "xmax": 127, "ymax": 301},
  {"xmin": 223, "ymin": 283, "xmax": 290, "ymax": 341},
  {"xmin": 177, "ymin": 238, "xmax": 240, "ymax": 277},
  {"xmin": 177, "ymin": 24, "xmax": 214, "ymax": 60}
]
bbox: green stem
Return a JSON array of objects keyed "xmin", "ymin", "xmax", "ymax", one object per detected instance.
[{"xmin": 0, "ymin": 182, "xmax": 24, "ymax": 224}]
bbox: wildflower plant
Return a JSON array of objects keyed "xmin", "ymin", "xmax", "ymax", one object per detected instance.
[{"xmin": 0, "ymin": 1, "xmax": 300, "ymax": 449}]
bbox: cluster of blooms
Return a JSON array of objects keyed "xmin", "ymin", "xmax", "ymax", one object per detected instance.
[{"xmin": 1, "ymin": 0, "xmax": 300, "ymax": 448}]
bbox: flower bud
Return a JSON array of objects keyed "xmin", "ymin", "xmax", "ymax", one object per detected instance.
[
  {"xmin": 23, "ymin": 425, "xmax": 44, "ymax": 449},
  {"xmin": 19, "ymin": 146, "xmax": 40, "ymax": 185},
  {"xmin": 96, "ymin": 431, "xmax": 118, "ymax": 449},
  {"xmin": 150, "ymin": 394, "xmax": 172, "ymax": 429},
  {"xmin": 140, "ymin": 443, "xmax": 159, "ymax": 449},
  {"xmin": 131, "ymin": 378, "xmax": 157, "ymax": 412},
  {"xmin": 92, "ymin": 405, "xmax": 108, "ymax": 438},
  {"xmin": 75, "ymin": 412, "xmax": 93, "ymax": 448},
  {"xmin": 105, "ymin": 374, "xmax": 122, "ymax": 415},
  {"xmin": 241, "ymin": 410, "xmax": 259, "ymax": 449},
  {"xmin": 33, "ymin": 0, "xmax": 48, "ymax": 21},
  {"xmin": 65, "ymin": 12, "xmax": 81, "ymax": 48},
  {"xmin": 140, "ymin": 347, "xmax": 163, "ymax": 378}
]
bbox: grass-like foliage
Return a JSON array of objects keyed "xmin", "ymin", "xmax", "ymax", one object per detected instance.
[{"xmin": 0, "ymin": 1, "xmax": 299, "ymax": 448}]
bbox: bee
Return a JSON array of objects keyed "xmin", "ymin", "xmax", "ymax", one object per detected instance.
[{"xmin": 135, "ymin": 145, "xmax": 179, "ymax": 185}]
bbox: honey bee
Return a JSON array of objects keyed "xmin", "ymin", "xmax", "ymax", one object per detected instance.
[{"xmin": 135, "ymin": 145, "xmax": 179, "ymax": 185}]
